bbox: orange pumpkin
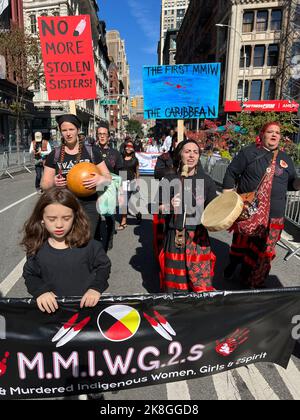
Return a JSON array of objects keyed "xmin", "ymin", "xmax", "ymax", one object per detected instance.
[{"xmin": 67, "ymin": 162, "xmax": 99, "ymax": 198}]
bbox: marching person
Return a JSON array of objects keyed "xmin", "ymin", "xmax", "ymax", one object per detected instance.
[
  {"xmin": 30, "ymin": 132, "xmax": 51, "ymax": 193},
  {"xmin": 153, "ymin": 133, "xmax": 180, "ymax": 261},
  {"xmin": 41, "ymin": 114, "xmax": 111, "ymax": 238},
  {"xmin": 96, "ymin": 121, "xmax": 123, "ymax": 251},
  {"xmin": 223, "ymin": 122, "xmax": 300, "ymax": 289},
  {"xmin": 22, "ymin": 187, "xmax": 111, "ymax": 314},
  {"xmin": 158, "ymin": 139, "xmax": 217, "ymax": 293},
  {"xmin": 118, "ymin": 139, "xmax": 141, "ymax": 231}
]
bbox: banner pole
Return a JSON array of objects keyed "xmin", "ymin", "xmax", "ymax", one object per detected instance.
[
  {"xmin": 178, "ymin": 120, "xmax": 185, "ymax": 143},
  {"xmin": 69, "ymin": 100, "xmax": 77, "ymax": 116}
]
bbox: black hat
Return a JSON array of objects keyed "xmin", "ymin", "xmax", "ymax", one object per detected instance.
[{"xmin": 56, "ymin": 114, "xmax": 82, "ymax": 129}]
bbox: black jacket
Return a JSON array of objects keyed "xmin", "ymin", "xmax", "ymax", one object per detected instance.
[{"xmin": 223, "ymin": 144, "xmax": 297, "ymax": 218}]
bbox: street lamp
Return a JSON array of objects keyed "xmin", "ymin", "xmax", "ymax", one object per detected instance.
[{"xmin": 216, "ymin": 23, "xmax": 247, "ymax": 104}]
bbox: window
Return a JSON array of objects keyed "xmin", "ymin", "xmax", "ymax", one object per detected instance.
[
  {"xmin": 253, "ymin": 45, "xmax": 265, "ymax": 67},
  {"xmin": 267, "ymin": 44, "xmax": 279, "ymax": 66},
  {"xmin": 30, "ymin": 15, "xmax": 37, "ymax": 34},
  {"xmin": 250, "ymin": 80, "xmax": 262, "ymax": 100},
  {"xmin": 237, "ymin": 80, "xmax": 249, "ymax": 101},
  {"xmin": 271, "ymin": 10, "xmax": 282, "ymax": 31},
  {"xmin": 264, "ymin": 80, "xmax": 276, "ymax": 100},
  {"xmin": 240, "ymin": 46, "xmax": 251, "ymax": 68},
  {"xmin": 243, "ymin": 12, "xmax": 254, "ymax": 32},
  {"xmin": 256, "ymin": 10, "xmax": 268, "ymax": 31}
]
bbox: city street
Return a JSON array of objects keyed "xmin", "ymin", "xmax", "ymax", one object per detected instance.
[{"xmin": 1, "ymin": 172, "xmax": 300, "ymax": 401}]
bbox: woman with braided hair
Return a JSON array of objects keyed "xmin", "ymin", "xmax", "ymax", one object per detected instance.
[{"xmin": 42, "ymin": 114, "xmax": 111, "ymax": 237}]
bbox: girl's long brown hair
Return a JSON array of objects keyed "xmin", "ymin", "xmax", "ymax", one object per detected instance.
[{"xmin": 21, "ymin": 188, "xmax": 91, "ymax": 256}]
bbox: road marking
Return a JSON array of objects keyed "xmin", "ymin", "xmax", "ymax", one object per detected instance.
[
  {"xmin": 237, "ymin": 365, "xmax": 280, "ymax": 400},
  {"xmin": 0, "ymin": 257, "xmax": 26, "ymax": 297},
  {"xmin": 275, "ymin": 360, "xmax": 300, "ymax": 400},
  {"xmin": 0, "ymin": 192, "xmax": 37, "ymax": 214},
  {"xmin": 212, "ymin": 371, "xmax": 241, "ymax": 400},
  {"xmin": 167, "ymin": 381, "xmax": 190, "ymax": 400}
]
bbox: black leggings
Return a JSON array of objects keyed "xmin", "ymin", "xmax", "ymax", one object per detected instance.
[{"xmin": 79, "ymin": 199, "xmax": 100, "ymax": 239}]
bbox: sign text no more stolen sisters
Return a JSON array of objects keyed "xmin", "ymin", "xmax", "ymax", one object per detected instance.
[
  {"xmin": 38, "ymin": 15, "xmax": 97, "ymax": 101},
  {"xmin": 143, "ymin": 63, "xmax": 221, "ymax": 120}
]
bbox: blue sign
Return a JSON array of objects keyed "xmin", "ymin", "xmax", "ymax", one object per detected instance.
[{"xmin": 143, "ymin": 64, "xmax": 221, "ymax": 120}]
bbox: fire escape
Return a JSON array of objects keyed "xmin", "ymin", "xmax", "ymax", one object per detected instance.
[{"xmin": 277, "ymin": 0, "xmax": 300, "ymax": 103}]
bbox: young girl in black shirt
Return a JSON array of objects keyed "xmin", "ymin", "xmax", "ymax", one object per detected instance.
[{"xmin": 21, "ymin": 188, "xmax": 111, "ymax": 313}]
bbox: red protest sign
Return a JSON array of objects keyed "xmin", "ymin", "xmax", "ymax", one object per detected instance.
[{"xmin": 38, "ymin": 15, "xmax": 97, "ymax": 101}]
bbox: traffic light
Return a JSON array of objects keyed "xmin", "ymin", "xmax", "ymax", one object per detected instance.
[{"xmin": 131, "ymin": 98, "xmax": 137, "ymax": 108}]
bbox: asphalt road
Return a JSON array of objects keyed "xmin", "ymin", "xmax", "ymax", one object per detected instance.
[{"xmin": 0, "ymin": 172, "xmax": 300, "ymax": 401}]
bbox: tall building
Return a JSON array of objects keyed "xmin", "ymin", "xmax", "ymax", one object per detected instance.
[
  {"xmin": 176, "ymin": 0, "xmax": 297, "ymax": 118},
  {"xmin": 0, "ymin": 0, "xmax": 35, "ymax": 151},
  {"xmin": 23, "ymin": 0, "xmax": 110, "ymax": 137},
  {"xmin": 106, "ymin": 30, "xmax": 130, "ymax": 138},
  {"xmin": 158, "ymin": 0, "xmax": 190, "ymax": 65}
]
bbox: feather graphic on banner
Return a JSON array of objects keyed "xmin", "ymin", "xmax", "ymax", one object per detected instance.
[
  {"xmin": 143, "ymin": 312, "xmax": 173, "ymax": 341},
  {"xmin": 73, "ymin": 18, "xmax": 87, "ymax": 37},
  {"xmin": 0, "ymin": 0, "xmax": 9, "ymax": 17}
]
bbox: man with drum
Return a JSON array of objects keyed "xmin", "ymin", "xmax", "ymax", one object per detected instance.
[
  {"xmin": 222, "ymin": 122, "xmax": 300, "ymax": 289},
  {"xmin": 41, "ymin": 114, "xmax": 111, "ymax": 238}
]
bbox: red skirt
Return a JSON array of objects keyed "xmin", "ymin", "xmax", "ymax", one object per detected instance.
[
  {"xmin": 159, "ymin": 226, "xmax": 216, "ymax": 293},
  {"xmin": 229, "ymin": 218, "xmax": 284, "ymax": 288}
]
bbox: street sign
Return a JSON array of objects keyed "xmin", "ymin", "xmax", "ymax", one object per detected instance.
[{"xmin": 100, "ymin": 99, "xmax": 118, "ymax": 105}]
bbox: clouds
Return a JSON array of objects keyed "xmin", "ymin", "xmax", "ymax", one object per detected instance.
[{"xmin": 127, "ymin": 0, "xmax": 159, "ymax": 52}]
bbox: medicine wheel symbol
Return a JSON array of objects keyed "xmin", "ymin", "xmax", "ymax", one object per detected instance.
[{"xmin": 97, "ymin": 305, "xmax": 141, "ymax": 342}]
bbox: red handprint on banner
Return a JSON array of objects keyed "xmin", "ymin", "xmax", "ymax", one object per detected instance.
[
  {"xmin": 215, "ymin": 329, "xmax": 250, "ymax": 357},
  {"xmin": 0, "ymin": 352, "xmax": 10, "ymax": 377}
]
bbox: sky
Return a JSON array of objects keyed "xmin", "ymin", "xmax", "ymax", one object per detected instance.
[{"xmin": 98, "ymin": 0, "xmax": 161, "ymax": 96}]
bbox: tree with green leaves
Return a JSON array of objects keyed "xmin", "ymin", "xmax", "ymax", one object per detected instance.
[
  {"xmin": 230, "ymin": 112, "xmax": 299, "ymax": 162},
  {"xmin": 126, "ymin": 119, "xmax": 143, "ymax": 138},
  {"xmin": 0, "ymin": 24, "xmax": 43, "ymax": 158}
]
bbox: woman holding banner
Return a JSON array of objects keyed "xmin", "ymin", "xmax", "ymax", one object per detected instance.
[
  {"xmin": 41, "ymin": 114, "xmax": 111, "ymax": 238},
  {"xmin": 158, "ymin": 139, "xmax": 217, "ymax": 293},
  {"xmin": 223, "ymin": 122, "xmax": 300, "ymax": 289}
]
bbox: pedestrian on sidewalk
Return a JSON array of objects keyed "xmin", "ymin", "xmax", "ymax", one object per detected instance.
[
  {"xmin": 21, "ymin": 187, "xmax": 111, "ymax": 314},
  {"xmin": 96, "ymin": 121, "xmax": 123, "ymax": 251},
  {"xmin": 223, "ymin": 122, "xmax": 300, "ymax": 289},
  {"xmin": 41, "ymin": 114, "xmax": 111, "ymax": 238},
  {"xmin": 29, "ymin": 132, "xmax": 51, "ymax": 193},
  {"xmin": 158, "ymin": 139, "xmax": 217, "ymax": 293}
]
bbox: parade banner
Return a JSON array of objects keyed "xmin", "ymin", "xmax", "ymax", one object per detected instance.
[
  {"xmin": 38, "ymin": 15, "xmax": 97, "ymax": 101},
  {"xmin": 143, "ymin": 64, "xmax": 221, "ymax": 120},
  {"xmin": 136, "ymin": 152, "xmax": 161, "ymax": 175},
  {"xmin": 0, "ymin": 289, "xmax": 300, "ymax": 400}
]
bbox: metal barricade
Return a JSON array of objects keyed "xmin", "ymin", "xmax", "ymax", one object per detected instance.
[
  {"xmin": 280, "ymin": 191, "xmax": 300, "ymax": 261},
  {"xmin": 0, "ymin": 150, "xmax": 32, "ymax": 179}
]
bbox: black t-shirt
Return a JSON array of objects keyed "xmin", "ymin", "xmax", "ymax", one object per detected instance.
[
  {"xmin": 223, "ymin": 144, "xmax": 297, "ymax": 218},
  {"xmin": 23, "ymin": 240, "xmax": 111, "ymax": 299},
  {"xmin": 45, "ymin": 145, "xmax": 103, "ymax": 202},
  {"xmin": 99, "ymin": 146, "xmax": 123, "ymax": 175},
  {"xmin": 121, "ymin": 157, "xmax": 139, "ymax": 181}
]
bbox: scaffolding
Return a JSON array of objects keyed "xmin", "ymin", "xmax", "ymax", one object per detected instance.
[{"xmin": 277, "ymin": 0, "xmax": 300, "ymax": 103}]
